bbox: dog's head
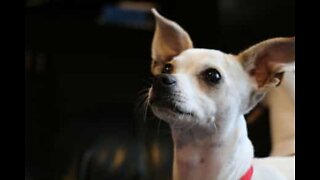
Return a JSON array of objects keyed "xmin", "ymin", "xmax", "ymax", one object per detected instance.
[{"xmin": 148, "ymin": 9, "xmax": 295, "ymax": 132}]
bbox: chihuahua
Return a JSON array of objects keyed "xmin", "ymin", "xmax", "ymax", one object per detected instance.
[{"xmin": 145, "ymin": 9, "xmax": 295, "ymax": 180}]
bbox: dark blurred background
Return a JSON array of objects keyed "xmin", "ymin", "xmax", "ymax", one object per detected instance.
[{"xmin": 25, "ymin": 0, "xmax": 294, "ymax": 180}]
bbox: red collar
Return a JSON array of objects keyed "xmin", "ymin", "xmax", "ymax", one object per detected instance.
[{"xmin": 240, "ymin": 165, "xmax": 254, "ymax": 180}]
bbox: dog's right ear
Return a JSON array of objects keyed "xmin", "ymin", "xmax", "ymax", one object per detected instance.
[{"xmin": 151, "ymin": 9, "xmax": 193, "ymax": 75}]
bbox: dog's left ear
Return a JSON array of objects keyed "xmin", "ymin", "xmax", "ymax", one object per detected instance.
[
  {"xmin": 151, "ymin": 9, "xmax": 193, "ymax": 75},
  {"xmin": 238, "ymin": 37, "xmax": 295, "ymax": 111}
]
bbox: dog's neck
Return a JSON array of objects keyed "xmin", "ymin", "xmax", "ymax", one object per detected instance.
[{"xmin": 170, "ymin": 115, "xmax": 253, "ymax": 180}]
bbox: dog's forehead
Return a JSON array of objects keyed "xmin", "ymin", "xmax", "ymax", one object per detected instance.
[{"xmin": 172, "ymin": 48, "xmax": 232, "ymax": 71}]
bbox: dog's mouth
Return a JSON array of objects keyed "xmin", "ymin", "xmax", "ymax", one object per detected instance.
[
  {"xmin": 172, "ymin": 107, "xmax": 194, "ymax": 116},
  {"xmin": 150, "ymin": 98, "xmax": 194, "ymax": 117},
  {"xmin": 166, "ymin": 103, "xmax": 194, "ymax": 116}
]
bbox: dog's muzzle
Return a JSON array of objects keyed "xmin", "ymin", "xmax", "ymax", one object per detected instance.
[
  {"xmin": 150, "ymin": 74, "xmax": 177, "ymax": 102},
  {"xmin": 154, "ymin": 74, "xmax": 177, "ymax": 89},
  {"xmin": 149, "ymin": 75, "xmax": 194, "ymax": 117}
]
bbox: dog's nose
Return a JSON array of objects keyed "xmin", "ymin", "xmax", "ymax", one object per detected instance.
[
  {"xmin": 150, "ymin": 74, "xmax": 177, "ymax": 104},
  {"xmin": 154, "ymin": 74, "xmax": 177, "ymax": 88},
  {"xmin": 161, "ymin": 74, "xmax": 177, "ymax": 86}
]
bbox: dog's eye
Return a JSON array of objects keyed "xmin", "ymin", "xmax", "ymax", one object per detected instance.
[
  {"xmin": 162, "ymin": 63, "xmax": 173, "ymax": 74},
  {"xmin": 202, "ymin": 68, "xmax": 221, "ymax": 84}
]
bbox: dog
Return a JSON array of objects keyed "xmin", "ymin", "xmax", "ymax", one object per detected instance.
[{"xmin": 145, "ymin": 9, "xmax": 295, "ymax": 180}]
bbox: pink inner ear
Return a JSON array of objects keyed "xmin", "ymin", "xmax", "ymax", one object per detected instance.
[
  {"xmin": 250, "ymin": 68, "xmax": 268, "ymax": 88},
  {"xmin": 241, "ymin": 37, "xmax": 294, "ymax": 88},
  {"xmin": 251, "ymin": 45, "xmax": 292, "ymax": 88},
  {"xmin": 250, "ymin": 54, "xmax": 272, "ymax": 88}
]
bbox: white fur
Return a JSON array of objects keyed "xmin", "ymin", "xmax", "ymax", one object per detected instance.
[
  {"xmin": 150, "ymin": 49, "xmax": 294, "ymax": 180},
  {"xmin": 148, "ymin": 9, "xmax": 294, "ymax": 180}
]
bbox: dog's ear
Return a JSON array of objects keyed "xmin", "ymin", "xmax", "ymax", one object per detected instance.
[
  {"xmin": 238, "ymin": 37, "xmax": 295, "ymax": 112},
  {"xmin": 151, "ymin": 9, "xmax": 193, "ymax": 75}
]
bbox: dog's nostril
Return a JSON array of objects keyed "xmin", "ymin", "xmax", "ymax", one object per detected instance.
[{"xmin": 162, "ymin": 75, "xmax": 176, "ymax": 86}]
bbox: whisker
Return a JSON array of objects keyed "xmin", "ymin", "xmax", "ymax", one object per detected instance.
[
  {"xmin": 134, "ymin": 93, "xmax": 149, "ymax": 112},
  {"xmin": 142, "ymin": 97, "xmax": 149, "ymax": 123},
  {"xmin": 137, "ymin": 88, "xmax": 150, "ymax": 96}
]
